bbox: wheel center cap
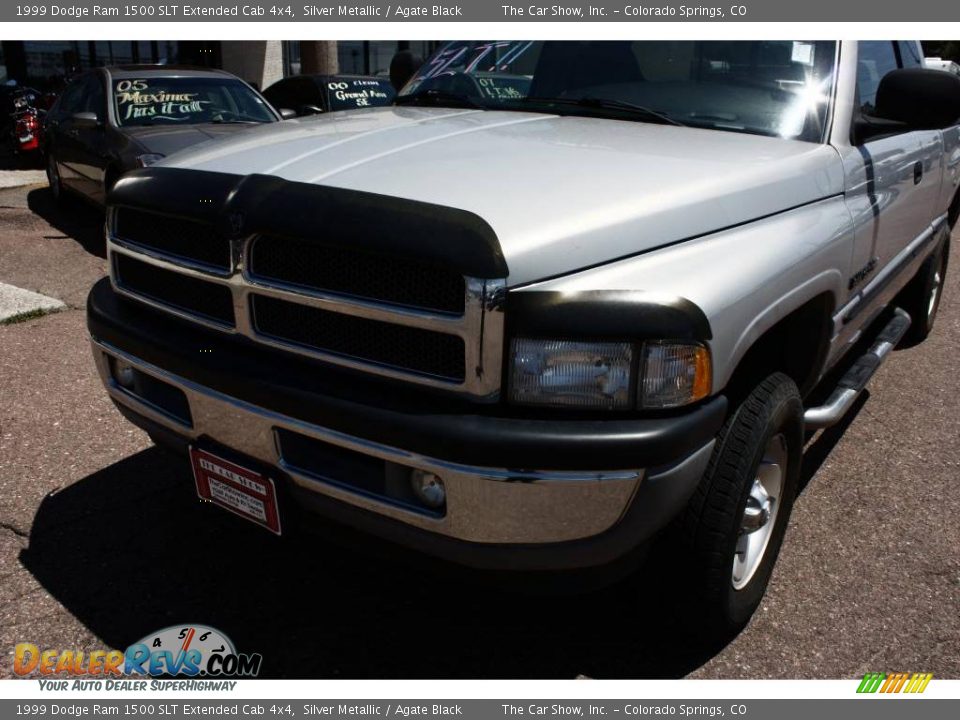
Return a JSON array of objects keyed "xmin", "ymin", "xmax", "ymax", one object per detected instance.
[{"xmin": 741, "ymin": 493, "xmax": 772, "ymax": 534}]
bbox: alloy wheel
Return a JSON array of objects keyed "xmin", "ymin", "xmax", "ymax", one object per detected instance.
[{"xmin": 732, "ymin": 433, "xmax": 787, "ymax": 590}]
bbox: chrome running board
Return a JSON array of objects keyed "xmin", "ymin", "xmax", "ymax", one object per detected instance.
[{"xmin": 803, "ymin": 308, "xmax": 912, "ymax": 431}]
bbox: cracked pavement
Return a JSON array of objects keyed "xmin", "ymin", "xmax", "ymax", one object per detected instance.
[{"xmin": 0, "ymin": 176, "xmax": 958, "ymax": 679}]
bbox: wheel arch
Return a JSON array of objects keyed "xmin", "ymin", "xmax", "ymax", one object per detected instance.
[{"xmin": 720, "ymin": 291, "xmax": 835, "ymax": 406}]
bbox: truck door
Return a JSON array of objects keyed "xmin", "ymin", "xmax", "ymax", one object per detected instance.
[
  {"xmin": 939, "ymin": 126, "xmax": 960, "ymax": 220},
  {"xmin": 894, "ymin": 42, "xmax": 944, "ymax": 234},
  {"xmin": 839, "ymin": 41, "xmax": 940, "ymax": 315}
]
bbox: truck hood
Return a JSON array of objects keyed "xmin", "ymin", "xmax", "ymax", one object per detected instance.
[{"xmin": 160, "ymin": 107, "xmax": 844, "ymax": 285}]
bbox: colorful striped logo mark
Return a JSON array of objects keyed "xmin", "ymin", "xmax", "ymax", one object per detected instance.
[{"xmin": 857, "ymin": 672, "xmax": 933, "ymax": 694}]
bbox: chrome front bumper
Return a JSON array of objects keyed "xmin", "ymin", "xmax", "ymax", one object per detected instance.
[{"xmin": 92, "ymin": 339, "xmax": 649, "ymax": 546}]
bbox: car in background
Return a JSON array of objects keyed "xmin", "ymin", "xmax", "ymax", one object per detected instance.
[
  {"xmin": 3, "ymin": 83, "xmax": 54, "ymax": 160},
  {"xmin": 43, "ymin": 65, "xmax": 285, "ymax": 206},
  {"xmin": 924, "ymin": 57, "xmax": 960, "ymax": 76},
  {"xmin": 262, "ymin": 74, "xmax": 395, "ymax": 117}
]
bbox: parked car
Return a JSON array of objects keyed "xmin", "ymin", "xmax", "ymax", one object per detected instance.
[
  {"xmin": 924, "ymin": 57, "xmax": 960, "ymax": 76},
  {"xmin": 88, "ymin": 41, "xmax": 960, "ymax": 633},
  {"xmin": 262, "ymin": 74, "xmax": 395, "ymax": 116},
  {"xmin": 43, "ymin": 65, "xmax": 284, "ymax": 206},
  {"xmin": 11, "ymin": 105, "xmax": 44, "ymax": 156},
  {"xmin": 2, "ymin": 83, "xmax": 56, "ymax": 159}
]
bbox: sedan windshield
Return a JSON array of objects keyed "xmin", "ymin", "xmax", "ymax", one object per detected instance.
[
  {"xmin": 399, "ymin": 41, "xmax": 838, "ymax": 141},
  {"xmin": 113, "ymin": 76, "xmax": 276, "ymax": 127}
]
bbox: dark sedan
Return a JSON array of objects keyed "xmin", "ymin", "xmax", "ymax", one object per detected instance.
[
  {"xmin": 262, "ymin": 74, "xmax": 395, "ymax": 117},
  {"xmin": 43, "ymin": 65, "xmax": 284, "ymax": 206}
]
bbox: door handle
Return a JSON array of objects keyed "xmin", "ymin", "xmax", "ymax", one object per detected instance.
[{"xmin": 913, "ymin": 161, "xmax": 923, "ymax": 185}]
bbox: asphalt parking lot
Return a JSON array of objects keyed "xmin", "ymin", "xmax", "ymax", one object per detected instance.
[{"xmin": 1, "ymin": 167, "xmax": 959, "ymax": 680}]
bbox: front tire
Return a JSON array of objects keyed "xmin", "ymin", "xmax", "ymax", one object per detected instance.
[{"xmin": 677, "ymin": 373, "xmax": 803, "ymax": 634}]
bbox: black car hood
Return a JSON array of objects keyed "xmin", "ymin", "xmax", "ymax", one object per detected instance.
[{"xmin": 122, "ymin": 123, "xmax": 266, "ymax": 158}]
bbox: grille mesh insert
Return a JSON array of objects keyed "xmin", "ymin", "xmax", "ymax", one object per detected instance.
[
  {"xmin": 249, "ymin": 235, "xmax": 465, "ymax": 314},
  {"xmin": 114, "ymin": 207, "xmax": 231, "ymax": 271},
  {"xmin": 114, "ymin": 253, "xmax": 235, "ymax": 327},
  {"xmin": 252, "ymin": 294, "xmax": 465, "ymax": 381}
]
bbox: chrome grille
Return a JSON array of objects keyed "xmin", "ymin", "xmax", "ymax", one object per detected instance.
[{"xmin": 106, "ymin": 208, "xmax": 506, "ymax": 398}]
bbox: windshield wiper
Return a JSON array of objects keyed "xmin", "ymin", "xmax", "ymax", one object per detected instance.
[
  {"xmin": 395, "ymin": 89, "xmax": 486, "ymax": 110},
  {"xmin": 522, "ymin": 96, "xmax": 685, "ymax": 127}
]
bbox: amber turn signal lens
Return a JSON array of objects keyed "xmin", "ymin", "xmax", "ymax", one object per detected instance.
[
  {"xmin": 639, "ymin": 342, "xmax": 712, "ymax": 409},
  {"xmin": 691, "ymin": 345, "xmax": 712, "ymax": 402}
]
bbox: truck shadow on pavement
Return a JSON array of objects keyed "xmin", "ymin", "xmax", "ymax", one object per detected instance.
[
  {"xmin": 21, "ymin": 446, "xmax": 732, "ymax": 679},
  {"xmin": 19, "ymin": 353, "xmax": 873, "ymax": 678},
  {"xmin": 27, "ymin": 187, "xmax": 106, "ymax": 259}
]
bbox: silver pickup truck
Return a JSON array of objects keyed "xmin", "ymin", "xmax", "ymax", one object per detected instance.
[{"xmin": 86, "ymin": 41, "xmax": 960, "ymax": 633}]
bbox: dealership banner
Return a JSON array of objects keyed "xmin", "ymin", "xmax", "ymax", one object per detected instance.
[
  {"xmin": 1, "ymin": 700, "xmax": 959, "ymax": 719},
  {"xmin": 4, "ymin": 0, "xmax": 960, "ymax": 22}
]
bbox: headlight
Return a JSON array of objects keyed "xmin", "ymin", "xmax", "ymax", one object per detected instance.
[
  {"xmin": 136, "ymin": 153, "xmax": 165, "ymax": 167},
  {"xmin": 508, "ymin": 339, "xmax": 634, "ymax": 409},
  {"xmin": 508, "ymin": 338, "xmax": 711, "ymax": 411}
]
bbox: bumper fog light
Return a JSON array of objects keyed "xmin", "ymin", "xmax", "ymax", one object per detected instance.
[
  {"xmin": 114, "ymin": 359, "xmax": 136, "ymax": 389},
  {"xmin": 410, "ymin": 469, "xmax": 446, "ymax": 508}
]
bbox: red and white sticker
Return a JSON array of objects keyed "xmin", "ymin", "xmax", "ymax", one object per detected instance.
[{"xmin": 190, "ymin": 447, "xmax": 281, "ymax": 535}]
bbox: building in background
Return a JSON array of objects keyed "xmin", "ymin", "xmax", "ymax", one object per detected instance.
[
  {"xmin": 286, "ymin": 41, "xmax": 439, "ymax": 78},
  {"xmin": 0, "ymin": 41, "xmax": 441, "ymax": 91},
  {"xmin": 1, "ymin": 41, "xmax": 206, "ymax": 89}
]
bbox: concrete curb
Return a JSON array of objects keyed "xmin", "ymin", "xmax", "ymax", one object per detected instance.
[
  {"xmin": 0, "ymin": 281, "xmax": 65, "ymax": 323},
  {"xmin": 0, "ymin": 170, "xmax": 47, "ymax": 190}
]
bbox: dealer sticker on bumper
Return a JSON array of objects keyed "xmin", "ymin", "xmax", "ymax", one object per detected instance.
[{"xmin": 190, "ymin": 446, "xmax": 281, "ymax": 535}]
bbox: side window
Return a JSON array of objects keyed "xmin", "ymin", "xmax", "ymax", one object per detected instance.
[
  {"xmin": 264, "ymin": 79, "xmax": 292, "ymax": 110},
  {"xmin": 856, "ymin": 41, "xmax": 899, "ymax": 116},
  {"xmin": 265, "ymin": 79, "xmax": 305, "ymax": 112},
  {"xmin": 83, "ymin": 75, "xmax": 106, "ymax": 119},
  {"xmin": 297, "ymin": 78, "xmax": 321, "ymax": 107},
  {"xmin": 897, "ymin": 41, "xmax": 923, "ymax": 68},
  {"xmin": 57, "ymin": 79, "xmax": 86, "ymax": 115},
  {"xmin": 233, "ymin": 85, "xmax": 272, "ymax": 118}
]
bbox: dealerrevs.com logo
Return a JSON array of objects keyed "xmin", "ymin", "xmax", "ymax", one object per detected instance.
[{"xmin": 14, "ymin": 624, "xmax": 262, "ymax": 679}]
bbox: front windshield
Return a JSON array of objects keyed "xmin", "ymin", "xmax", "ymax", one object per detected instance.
[
  {"xmin": 399, "ymin": 41, "xmax": 838, "ymax": 141},
  {"xmin": 113, "ymin": 76, "xmax": 276, "ymax": 127}
]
